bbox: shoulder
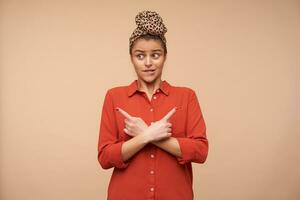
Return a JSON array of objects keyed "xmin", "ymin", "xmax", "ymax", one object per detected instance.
[
  {"xmin": 107, "ymin": 85, "xmax": 126, "ymax": 93},
  {"xmin": 105, "ymin": 86, "xmax": 127, "ymax": 96},
  {"xmin": 172, "ymin": 85, "xmax": 195, "ymax": 93},
  {"xmin": 169, "ymin": 83, "xmax": 197, "ymax": 98},
  {"xmin": 168, "ymin": 81, "xmax": 202, "ymax": 104},
  {"xmin": 104, "ymin": 83, "xmax": 130, "ymax": 98}
]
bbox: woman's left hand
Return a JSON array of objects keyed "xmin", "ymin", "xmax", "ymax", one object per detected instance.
[{"xmin": 117, "ymin": 107, "xmax": 148, "ymax": 137}]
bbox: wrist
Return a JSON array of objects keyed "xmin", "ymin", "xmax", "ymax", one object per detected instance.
[
  {"xmin": 152, "ymin": 137, "xmax": 170, "ymax": 145},
  {"xmin": 141, "ymin": 130, "xmax": 152, "ymax": 144}
]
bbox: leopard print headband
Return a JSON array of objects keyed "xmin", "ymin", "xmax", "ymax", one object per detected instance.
[{"xmin": 129, "ymin": 10, "xmax": 167, "ymax": 48}]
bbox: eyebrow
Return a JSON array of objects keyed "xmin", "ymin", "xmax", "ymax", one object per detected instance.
[{"xmin": 133, "ymin": 49, "xmax": 163, "ymax": 53}]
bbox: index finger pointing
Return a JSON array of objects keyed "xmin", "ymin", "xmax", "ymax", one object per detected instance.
[
  {"xmin": 162, "ymin": 107, "xmax": 177, "ymax": 121},
  {"xmin": 116, "ymin": 107, "xmax": 132, "ymax": 119}
]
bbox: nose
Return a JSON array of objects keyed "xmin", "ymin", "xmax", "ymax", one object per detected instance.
[{"xmin": 145, "ymin": 56, "xmax": 152, "ymax": 67}]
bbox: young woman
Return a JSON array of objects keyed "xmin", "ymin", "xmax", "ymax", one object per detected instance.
[{"xmin": 97, "ymin": 10, "xmax": 209, "ymax": 200}]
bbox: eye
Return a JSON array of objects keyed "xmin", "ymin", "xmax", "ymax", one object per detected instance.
[
  {"xmin": 152, "ymin": 53, "xmax": 160, "ymax": 59},
  {"xmin": 136, "ymin": 54, "xmax": 144, "ymax": 60}
]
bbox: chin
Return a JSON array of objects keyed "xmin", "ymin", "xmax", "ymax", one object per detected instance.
[
  {"xmin": 140, "ymin": 76, "xmax": 158, "ymax": 84},
  {"xmin": 143, "ymin": 78, "xmax": 156, "ymax": 83}
]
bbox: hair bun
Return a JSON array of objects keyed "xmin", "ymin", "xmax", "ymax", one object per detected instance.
[
  {"xmin": 135, "ymin": 10, "xmax": 167, "ymax": 35},
  {"xmin": 129, "ymin": 10, "xmax": 167, "ymax": 49}
]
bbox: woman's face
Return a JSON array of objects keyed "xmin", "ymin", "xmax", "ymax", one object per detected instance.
[{"xmin": 130, "ymin": 38, "xmax": 166, "ymax": 84}]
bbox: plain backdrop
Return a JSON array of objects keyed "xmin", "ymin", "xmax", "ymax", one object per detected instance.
[{"xmin": 0, "ymin": 0, "xmax": 299, "ymax": 200}]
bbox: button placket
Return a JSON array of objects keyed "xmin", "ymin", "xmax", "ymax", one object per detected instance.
[
  {"xmin": 148, "ymin": 150, "xmax": 156, "ymax": 197},
  {"xmin": 147, "ymin": 92, "xmax": 156, "ymax": 199}
]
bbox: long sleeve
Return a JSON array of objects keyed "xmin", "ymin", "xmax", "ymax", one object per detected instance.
[
  {"xmin": 176, "ymin": 90, "xmax": 209, "ymax": 165},
  {"xmin": 97, "ymin": 90, "xmax": 129, "ymax": 169}
]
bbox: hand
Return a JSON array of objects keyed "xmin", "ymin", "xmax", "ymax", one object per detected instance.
[
  {"xmin": 117, "ymin": 107, "xmax": 148, "ymax": 137},
  {"xmin": 144, "ymin": 107, "xmax": 176, "ymax": 142}
]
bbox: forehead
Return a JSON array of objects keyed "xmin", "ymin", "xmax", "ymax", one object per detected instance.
[{"xmin": 132, "ymin": 39, "xmax": 164, "ymax": 52}]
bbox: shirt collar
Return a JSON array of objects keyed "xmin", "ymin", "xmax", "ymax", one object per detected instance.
[{"xmin": 127, "ymin": 79, "xmax": 170, "ymax": 97}]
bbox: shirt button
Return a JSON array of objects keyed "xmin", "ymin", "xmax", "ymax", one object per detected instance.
[
  {"xmin": 153, "ymin": 96, "xmax": 157, "ymax": 99},
  {"xmin": 150, "ymin": 170, "xmax": 154, "ymax": 174},
  {"xmin": 150, "ymin": 108, "xmax": 154, "ymax": 112},
  {"xmin": 150, "ymin": 154, "xmax": 155, "ymax": 158},
  {"xmin": 150, "ymin": 187, "xmax": 154, "ymax": 192}
]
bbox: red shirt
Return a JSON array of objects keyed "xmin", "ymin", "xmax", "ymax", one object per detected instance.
[{"xmin": 97, "ymin": 79, "xmax": 209, "ymax": 200}]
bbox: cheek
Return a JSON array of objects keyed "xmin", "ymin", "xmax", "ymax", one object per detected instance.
[
  {"xmin": 153, "ymin": 59, "xmax": 165, "ymax": 67},
  {"xmin": 132, "ymin": 60, "xmax": 143, "ymax": 69}
]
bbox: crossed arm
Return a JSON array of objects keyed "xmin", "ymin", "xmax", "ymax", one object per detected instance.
[
  {"xmin": 117, "ymin": 107, "xmax": 182, "ymax": 163},
  {"xmin": 98, "ymin": 90, "xmax": 208, "ymax": 169}
]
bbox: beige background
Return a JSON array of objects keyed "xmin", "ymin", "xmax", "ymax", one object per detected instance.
[{"xmin": 1, "ymin": 0, "xmax": 299, "ymax": 200}]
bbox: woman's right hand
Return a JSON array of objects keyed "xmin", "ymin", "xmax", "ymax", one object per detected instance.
[
  {"xmin": 143, "ymin": 107, "xmax": 176, "ymax": 142},
  {"xmin": 117, "ymin": 106, "xmax": 176, "ymax": 143}
]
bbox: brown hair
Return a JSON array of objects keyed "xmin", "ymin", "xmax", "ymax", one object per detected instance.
[{"xmin": 129, "ymin": 33, "xmax": 167, "ymax": 55}]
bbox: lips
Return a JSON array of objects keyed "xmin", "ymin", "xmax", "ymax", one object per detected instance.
[{"xmin": 143, "ymin": 69, "xmax": 156, "ymax": 72}]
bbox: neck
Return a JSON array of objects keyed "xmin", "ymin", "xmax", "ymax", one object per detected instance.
[{"xmin": 137, "ymin": 78, "xmax": 162, "ymax": 95}]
